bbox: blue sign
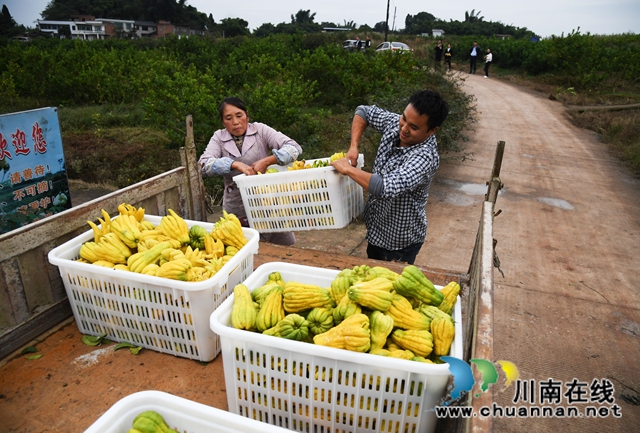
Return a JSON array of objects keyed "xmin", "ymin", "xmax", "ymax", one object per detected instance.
[{"xmin": 0, "ymin": 107, "xmax": 72, "ymax": 235}]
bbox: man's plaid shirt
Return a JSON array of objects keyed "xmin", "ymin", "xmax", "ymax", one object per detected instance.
[{"xmin": 360, "ymin": 105, "xmax": 440, "ymax": 250}]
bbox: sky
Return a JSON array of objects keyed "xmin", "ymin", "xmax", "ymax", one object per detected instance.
[{"xmin": 5, "ymin": 0, "xmax": 640, "ymax": 38}]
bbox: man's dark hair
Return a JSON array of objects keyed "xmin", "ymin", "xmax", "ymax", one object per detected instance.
[
  {"xmin": 218, "ymin": 97, "xmax": 248, "ymax": 120},
  {"xmin": 408, "ymin": 90, "xmax": 449, "ymax": 130}
]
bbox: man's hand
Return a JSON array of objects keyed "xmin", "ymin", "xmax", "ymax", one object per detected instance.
[
  {"xmin": 331, "ymin": 157, "xmax": 353, "ymax": 175},
  {"xmin": 345, "ymin": 149, "xmax": 359, "ymax": 167},
  {"xmin": 331, "ymin": 157, "xmax": 372, "ymax": 191}
]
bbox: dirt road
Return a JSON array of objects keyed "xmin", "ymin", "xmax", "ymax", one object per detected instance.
[{"xmin": 427, "ymin": 73, "xmax": 640, "ymax": 431}]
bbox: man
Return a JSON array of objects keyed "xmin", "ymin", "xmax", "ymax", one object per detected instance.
[
  {"xmin": 434, "ymin": 39, "xmax": 443, "ymax": 69},
  {"xmin": 469, "ymin": 41, "xmax": 481, "ymax": 74},
  {"xmin": 331, "ymin": 90, "xmax": 450, "ymax": 264}
]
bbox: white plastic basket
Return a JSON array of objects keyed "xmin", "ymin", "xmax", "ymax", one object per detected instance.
[
  {"xmin": 210, "ymin": 262, "xmax": 463, "ymax": 433},
  {"xmin": 48, "ymin": 215, "xmax": 259, "ymax": 362},
  {"xmin": 232, "ymin": 155, "xmax": 365, "ymax": 232},
  {"xmin": 84, "ymin": 390, "xmax": 293, "ymax": 433}
]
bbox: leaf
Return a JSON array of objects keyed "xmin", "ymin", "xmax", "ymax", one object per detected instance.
[
  {"xmin": 129, "ymin": 346, "xmax": 143, "ymax": 355},
  {"xmin": 25, "ymin": 354, "xmax": 44, "ymax": 360},
  {"xmin": 81, "ymin": 333, "xmax": 108, "ymax": 346},
  {"xmin": 114, "ymin": 342, "xmax": 136, "ymax": 351},
  {"xmin": 20, "ymin": 346, "xmax": 38, "ymax": 354}
]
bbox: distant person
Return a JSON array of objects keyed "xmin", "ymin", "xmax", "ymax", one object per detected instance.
[
  {"xmin": 444, "ymin": 43, "xmax": 453, "ymax": 71},
  {"xmin": 469, "ymin": 41, "xmax": 481, "ymax": 74},
  {"xmin": 330, "ymin": 90, "xmax": 450, "ymax": 264},
  {"xmin": 483, "ymin": 48, "xmax": 493, "ymax": 78},
  {"xmin": 434, "ymin": 39, "xmax": 443, "ymax": 68},
  {"xmin": 355, "ymin": 36, "xmax": 362, "ymax": 51},
  {"xmin": 365, "ymin": 35, "xmax": 372, "ymax": 49}
]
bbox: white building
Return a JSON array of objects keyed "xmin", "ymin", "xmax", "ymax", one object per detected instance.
[
  {"xmin": 134, "ymin": 21, "xmax": 158, "ymax": 38},
  {"xmin": 37, "ymin": 19, "xmax": 106, "ymax": 40},
  {"xmin": 95, "ymin": 18, "xmax": 136, "ymax": 38}
]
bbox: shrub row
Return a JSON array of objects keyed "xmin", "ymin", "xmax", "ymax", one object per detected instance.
[
  {"xmin": 1, "ymin": 34, "xmax": 473, "ymax": 154},
  {"xmin": 446, "ymin": 32, "xmax": 640, "ymax": 88}
]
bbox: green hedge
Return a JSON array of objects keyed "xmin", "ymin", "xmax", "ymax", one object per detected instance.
[
  {"xmin": 0, "ymin": 34, "xmax": 471, "ymax": 155},
  {"xmin": 448, "ymin": 31, "xmax": 640, "ymax": 87}
]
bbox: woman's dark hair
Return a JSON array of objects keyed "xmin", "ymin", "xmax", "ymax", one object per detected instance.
[
  {"xmin": 218, "ymin": 97, "xmax": 248, "ymax": 120},
  {"xmin": 408, "ymin": 90, "xmax": 450, "ymax": 130}
]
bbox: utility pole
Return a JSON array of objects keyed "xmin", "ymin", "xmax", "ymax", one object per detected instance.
[
  {"xmin": 385, "ymin": 0, "xmax": 390, "ymax": 41},
  {"xmin": 392, "ymin": 6, "xmax": 397, "ymax": 32}
]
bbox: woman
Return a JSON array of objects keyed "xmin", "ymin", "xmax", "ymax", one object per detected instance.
[
  {"xmin": 444, "ymin": 43, "xmax": 453, "ymax": 71},
  {"xmin": 199, "ymin": 97, "xmax": 302, "ymax": 245}
]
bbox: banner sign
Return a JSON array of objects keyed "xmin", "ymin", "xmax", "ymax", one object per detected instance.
[{"xmin": 0, "ymin": 107, "xmax": 72, "ymax": 235}]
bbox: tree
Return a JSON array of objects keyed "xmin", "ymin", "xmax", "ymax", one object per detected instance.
[
  {"xmin": 343, "ymin": 20, "xmax": 357, "ymax": 29},
  {"xmin": 290, "ymin": 9, "xmax": 321, "ymax": 32},
  {"xmin": 218, "ymin": 17, "xmax": 250, "ymax": 37},
  {"xmin": 373, "ymin": 21, "xmax": 387, "ymax": 33},
  {"xmin": 254, "ymin": 22, "xmax": 276, "ymax": 37},
  {"xmin": 291, "ymin": 10, "xmax": 316, "ymax": 24},
  {"xmin": 0, "ymin": 5, "xmax": 18, "ymax": 36},
  {"xmin": 58, "ymin": 24, "xmax": 72, "ymax": 38},
  {"xmin": 464, "ymin": 9, "xmax": 484, "ymax": 23},
  {"xmin": 404, "ymin": 11, "xmax": 436, "ymax": 34},
  {"xmin": 41, "ymin": 0, "xmax": 210, "ymax": 30}
]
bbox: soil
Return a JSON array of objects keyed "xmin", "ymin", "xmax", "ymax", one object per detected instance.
[{"xmin": 1, "ymin": 73, "xmax": 639, "ymax": 432}]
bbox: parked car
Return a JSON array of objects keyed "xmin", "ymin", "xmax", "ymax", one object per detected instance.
[
  {"xmin": 342, "ymin": 39, "xmax": 366, "ymax": 52},
  {"xmin": 9, "ymin": 36, "xmax": 32, "ymax": 43},
  {"xmin": 375, "ymin": 41, "xmax": 412, "ymax": 53}
]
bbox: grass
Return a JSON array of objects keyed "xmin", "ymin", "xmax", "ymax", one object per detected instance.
[{"xmin": 61, "ymin": 121, "xmax": 180, "ymax": 188}]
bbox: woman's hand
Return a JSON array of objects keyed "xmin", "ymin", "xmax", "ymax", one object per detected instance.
[
  {"xmin": 232, "ymin": 161, "xmax": 256, "ymax": 176},
  {"xmin": 251, "ymin": 156, "xmax": 276, "ymax": 175}
]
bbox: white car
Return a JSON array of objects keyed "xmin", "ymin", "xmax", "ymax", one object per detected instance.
[{"xmin": 375, "ymin": 41, "xmax": 412, "ymax": 53}]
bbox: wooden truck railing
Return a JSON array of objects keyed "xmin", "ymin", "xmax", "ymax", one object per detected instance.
[
  {"xmin": 442, "ymin": 140, "xmax": 504, "ymax": 433},
  {"xmin": 0, "ymin": 116, "xmax": 206, "ymax": 360}
]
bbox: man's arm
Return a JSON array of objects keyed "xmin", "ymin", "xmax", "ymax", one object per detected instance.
[
  {"xmin": 346, "ymin": 112, "xmax": 367, "ymax": 165},
  {"xmin": 333, "ymin": 112, "xmax": 372, "ymax": 190}
]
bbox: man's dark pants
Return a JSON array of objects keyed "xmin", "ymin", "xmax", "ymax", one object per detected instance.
[
  {"xmin": 367, "ymin": 242, "xmax": 423, "ymax": 265},
  {"xmin": 470, "ymin": 56, "xmax": 478, "ymax": 73}
]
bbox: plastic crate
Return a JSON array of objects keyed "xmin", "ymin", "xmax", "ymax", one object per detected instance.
[
  {"xmin": 84, "ymin": 390, "xmax": 293, "ymax": 433},
  {"xmin": 210, "ymin": 262, "xmax": 463, "ymax": 433},
  {"xmin": 47, "ymin": 215, "xmax": 259, "ymax": 362},
  {"xmin": 232, "ymin": 155, "xmax": 365, "ymax": 232}
]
